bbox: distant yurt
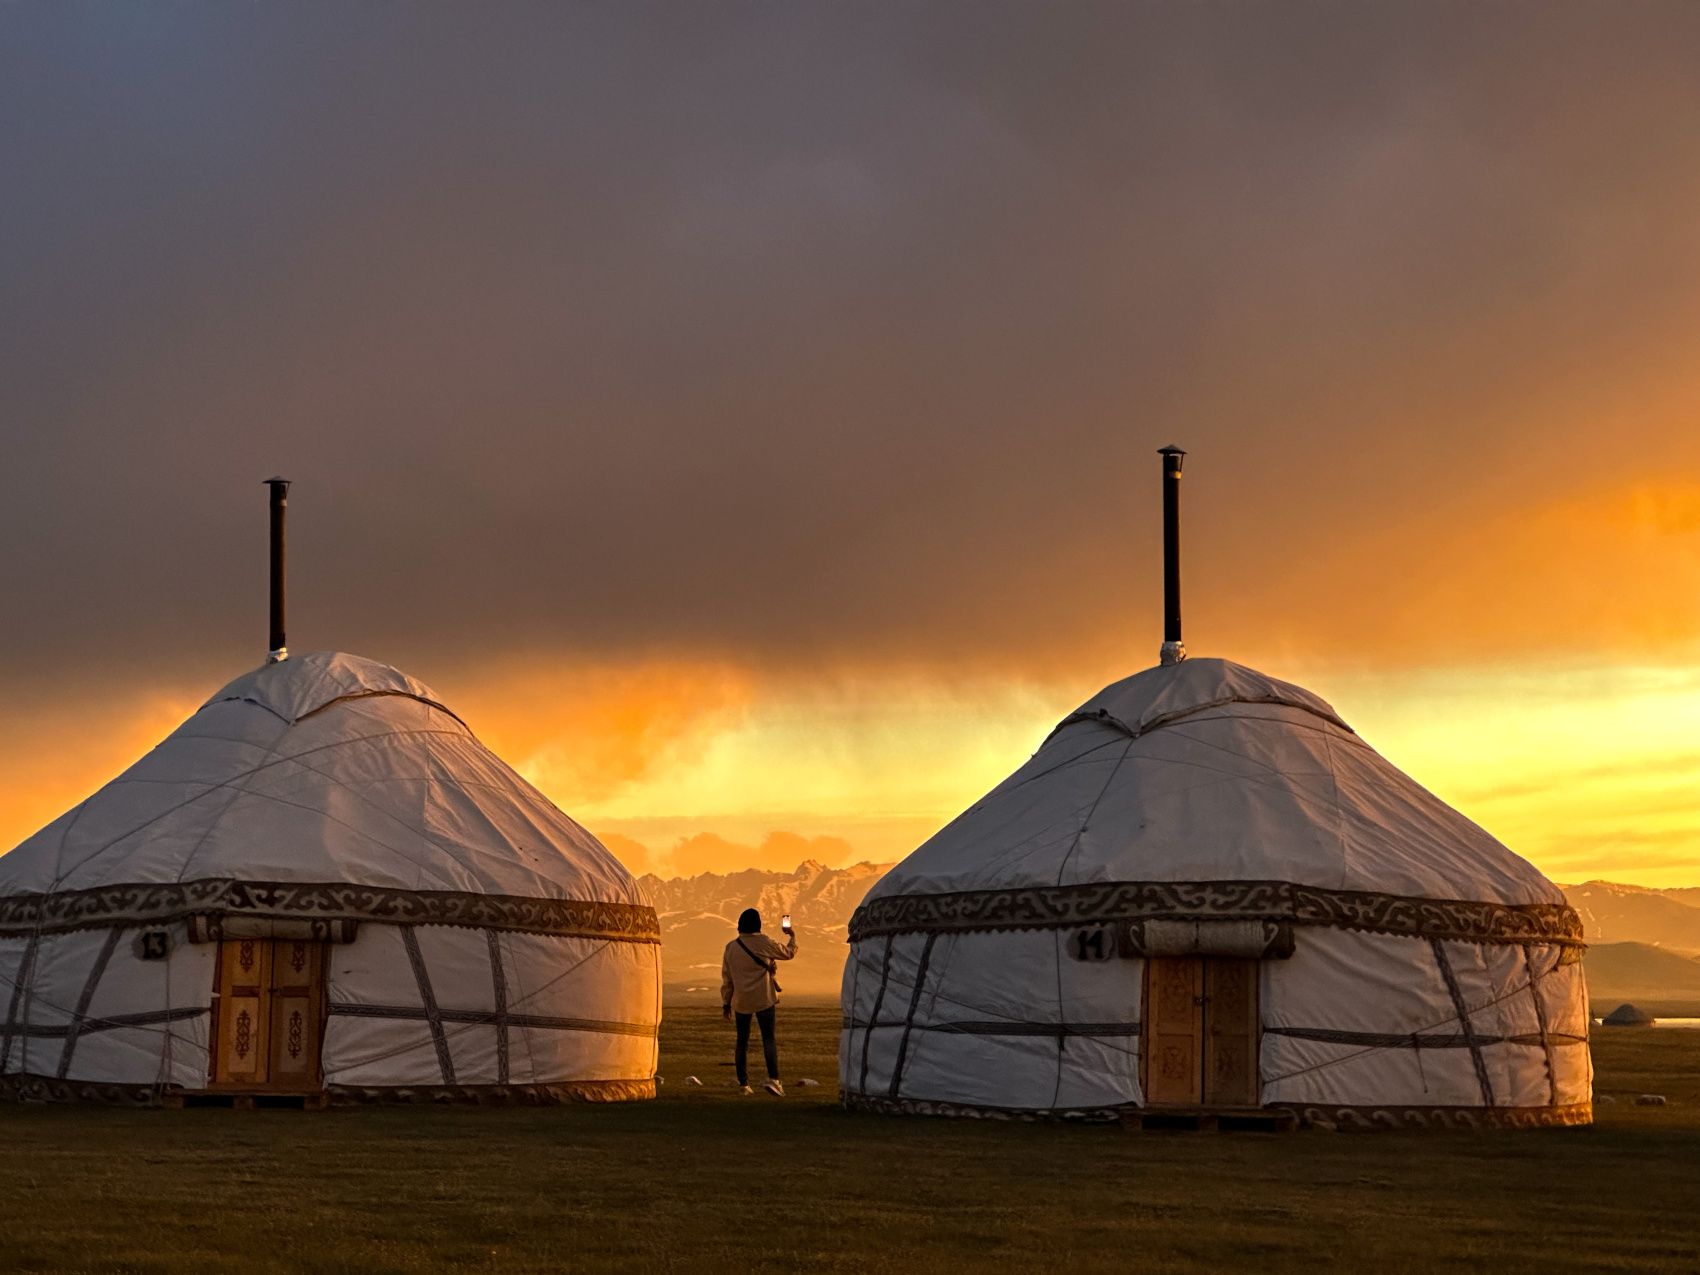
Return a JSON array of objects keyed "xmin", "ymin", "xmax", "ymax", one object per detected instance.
[
  {"xmin": 842, "ymin": 449, "xmax": 1591, "ymax": 1129},
  {"xmin": 0, "ymin": 481, "xmax": 659, "ymax": 1106},
  {"xmin": 1602, "ymin": 1003, "xmax": 1655, "ymax": 1027}
]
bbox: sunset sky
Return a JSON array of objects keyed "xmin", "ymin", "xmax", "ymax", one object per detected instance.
[{"xmin": 2, "ymin": 6, "xmax": 1697, "ymax": 887}]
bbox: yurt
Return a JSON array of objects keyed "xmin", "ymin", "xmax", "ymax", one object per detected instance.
[
  {"xmin": 841, "ymin": 449, "xmax": 1590, "ymax": 1129},
  {"xmin": 0, "ymin": 481, "xmax": 660, "ymax": 1106}
]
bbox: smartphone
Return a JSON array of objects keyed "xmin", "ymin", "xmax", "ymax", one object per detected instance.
[{"xmin": 781, "ymin": 914, "xmax": 793, "ymax": 931}]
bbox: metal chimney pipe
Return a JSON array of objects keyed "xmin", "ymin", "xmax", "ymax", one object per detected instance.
[
  {"xmin": 1158, "ymin": 446, "xmax": 1186, "ymax": 666},
  {"xmin": 264, "ymin": 477, "xmax": 291, "ymax": 663}
]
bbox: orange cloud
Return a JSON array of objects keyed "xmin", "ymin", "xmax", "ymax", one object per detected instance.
[
  {"xmin": 597, "ymin": 832, "xmax": 664, "ymax": 876},
  {"xmin": 0, "ymin": 689, "xmax": 200, "ymax": 854},
  {"xmin": 1224, "ymin": 478, "xmax": 1700, "ymax": 667},
  {"xmin": 440, "ymin": 658, "xmax": 754, "ymax": 808}
]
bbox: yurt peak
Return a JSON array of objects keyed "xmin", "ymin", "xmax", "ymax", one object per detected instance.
[
  {"xmin": 1060, "ymin": 656, "xmax": 1354, "ymax": 743},
  {"xmin": 1156, "ymin": 445, "xmax": 1187, "ymax": 668},
  {"xmin": 203, "ymin": 649, "xmax": 460, "ymax": 726}
]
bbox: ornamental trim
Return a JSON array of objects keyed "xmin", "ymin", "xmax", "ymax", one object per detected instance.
[
  {"xmin": 0, "ymin": 878, "xmax": 659, "ymax": 943},
  {"xmin": 847, "ymin": 879, "xmax": 1583, "ymax": 948},
  {"xmin": 840, "ymin": 1090, "xmax": 1592, "ymax": 1130}
]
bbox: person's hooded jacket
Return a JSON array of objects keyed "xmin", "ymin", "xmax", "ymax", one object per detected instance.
[{"xmin": 720, "ymin": 909, "xmax": 798, "ymax": 1014}]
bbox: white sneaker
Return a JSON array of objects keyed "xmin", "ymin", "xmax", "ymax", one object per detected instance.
[
  {"xmin": 764, "ymin": 1080, "xmax": 785, "ymax": 1097},
  {"xmin": 739, "ymin": 1085, "xmax": 754, "ymax": 1095}
]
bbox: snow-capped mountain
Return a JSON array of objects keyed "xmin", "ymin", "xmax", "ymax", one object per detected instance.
[{"xmin": 640, "ymin": 859, "xmax": 892, "ymax": 995}]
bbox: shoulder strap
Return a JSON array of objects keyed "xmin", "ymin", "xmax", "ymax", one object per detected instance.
[{"xmin": 736, "ymin": 937, "xmax": 776, "ymax": 973}]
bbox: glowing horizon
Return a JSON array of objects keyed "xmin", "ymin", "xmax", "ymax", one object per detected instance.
[{"xmin": 2, "ymin": 648, "xmax": 1694, "ymax": 890}]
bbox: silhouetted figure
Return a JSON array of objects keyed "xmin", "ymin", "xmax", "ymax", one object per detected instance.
[{"xmin": 721, "ymin": 907, "xmax": 797, "ymax": 1095}]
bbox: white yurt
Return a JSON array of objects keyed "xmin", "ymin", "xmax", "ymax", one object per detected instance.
[
  {"xmin": 841, "ymin": 451, "xmax": 1590, "ymax": 1129},
  {"xmin": 0, "ymin": 483, "xmax": 659, "ymax": 1106}
]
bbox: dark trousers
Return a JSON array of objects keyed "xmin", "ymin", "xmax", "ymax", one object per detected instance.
[{"xmin": 734, "ymin": 1007, "xmax": 779, "ymax": 1084}]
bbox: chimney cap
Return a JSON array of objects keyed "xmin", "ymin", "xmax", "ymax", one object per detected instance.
[
  {"xmin": 1157, "ymin": 444, "xmax": 1186, "ymax": 456},
  {"xmin": 264, "ymin": 476, "xmax": 291, "ymax": 488}
]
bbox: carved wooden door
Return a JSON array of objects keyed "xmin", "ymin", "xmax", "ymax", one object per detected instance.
[
  {"xmin": 1143, "ymin": 956, "xmax": 1262, "ymax": 1107},
  {"xmin": 268, "ymin": 938, "xmax": 325, "ymax": 1090},
  {"xmin": 1203, "ymin": 958, "xmax": 1260, "ymax": 1106},
  {"xmin": 212, "ymin": 938, "xmax": 272, "ymax": 1087},
  {"xmin": 211, "ymin": 938, "xmax": 325, "ymax": 1090},
  {"xmin": 1143, "ymin": 957, "xmax": 1203, "ymax": 1105}
]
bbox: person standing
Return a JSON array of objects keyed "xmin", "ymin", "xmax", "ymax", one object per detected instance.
[{"xmin": 721, "ymin": 907, "xmax": 797, "ymax": 1096}]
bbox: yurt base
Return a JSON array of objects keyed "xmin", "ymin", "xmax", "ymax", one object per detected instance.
[
  {"xmin": 0, "ymin": 1074, "xmax": 657, "ymax": 1108},
  {"xmin": 165, "ymin": 1090, "xmax": 330, "ymax": 1112},
  {"xmin": 1120, "ymin": 1106, "xmax": 1299, "ymax": 1133},
  {"xmin": 841, "ymin": 1092, "xmax": 1593, "ymax": 1130}
]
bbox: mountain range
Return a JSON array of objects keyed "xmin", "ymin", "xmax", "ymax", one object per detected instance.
[
  {"xmin": 639, "ymin": 859, "xmax": 889, "ymax": 995},
  {"xmin": 1559, "ymin": 879, "xmax": 1700, "ymax": 955},
  {"xmin": 644, "ymin": 862, "xmax": 1700, "ymax": 1004}
]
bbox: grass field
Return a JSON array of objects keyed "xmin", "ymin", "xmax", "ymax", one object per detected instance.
[{"xmin": 1, "ymin": 1000, "xmax": 1697, "ymax": 1274}]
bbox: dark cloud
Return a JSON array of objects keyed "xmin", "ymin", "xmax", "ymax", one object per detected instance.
[{"xmin": 5, "ymin": 3, "xmax": 1700, "ymax": 689}]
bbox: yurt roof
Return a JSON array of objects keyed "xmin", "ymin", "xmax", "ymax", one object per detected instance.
[
  {"xmin": 1062, "ymin": 656, "xmax": 1349, "ymax": 741},
  {"xmin": 853, "ymin": 657, "xmax": 1577, "ymax": 945},
  {"xmin": 203, "ymin": 650, "xmax": 461, "ymax": 726},
  {"xmin": 0, "ymin": 651, "xmax": 649, "ymax": 935}
]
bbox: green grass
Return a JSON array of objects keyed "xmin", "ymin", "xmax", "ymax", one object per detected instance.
[{"xmin": 2, "ymin": 1001, "xmax": 1697, "ymax": 1273}]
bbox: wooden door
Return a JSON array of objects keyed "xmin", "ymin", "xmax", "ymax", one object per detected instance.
[
  {"xmin": 210, "ymin": 938, "xmax": 325, "ymax": 1091},
  {"xmin": 268, "ymin": 938, "xmax": 325, "ymax": 1090},
  {"xmin": 1203, "ymin": 958, "xmax": 1261, "ymax": 1107},
  {"xmin": 1143, "ymin": 957, "xmax": 1204, "ymax": 1105},
  {"xmin": 1143, "ymin": 956, "xmax": 1263, "ymax": 1108},
  {"xmin": 212, "ymin": 938, "xmax": 272, "ymax": 1087}
]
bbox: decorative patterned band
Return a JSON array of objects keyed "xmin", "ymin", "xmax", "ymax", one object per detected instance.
[
  {"xmin": 1275, "ymin": 1101, "xmax": 1593, "ymax": 1131},
  {"xmin": 848, "ymin": 879, "xmax": 1584, "ymax": 948},
  {"xmin": 0, "ymin": 1072, "xmax": 656, "ymax": 1107},
  {"xmin": 0, "ymin": 878, "xmax": 661, "ymax": 943},
  {"xmin": 842, "ymin": 1092, "xmax": 1120, "ymax": 1122},
  {"xmin": 327, "ymin": 1079, "xmax": 656, "ymax": 1105},
  {"xmin": 841, "ymin": 1091, "xmax": 1594, "ymax": 1129},
  {"xmin": 0, "ymin": 1072, "xmax": 171, "ymax": 1107}
]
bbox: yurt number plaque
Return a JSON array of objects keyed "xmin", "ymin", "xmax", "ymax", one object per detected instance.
[{"xmin": 1067, "ymin": 926, "xmax": 1117, "ymax": 962}]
